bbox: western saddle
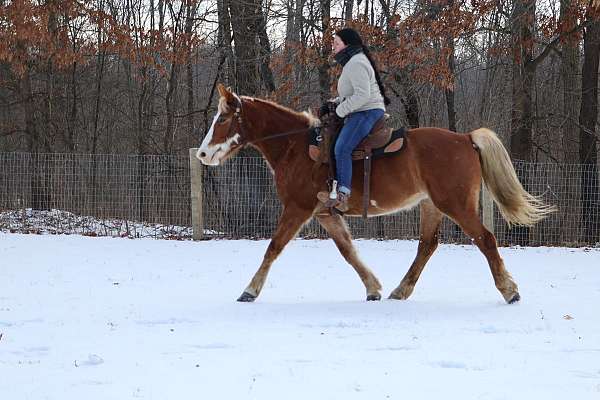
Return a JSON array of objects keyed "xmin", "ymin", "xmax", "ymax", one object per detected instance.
[{"xmin": 309, "ymin": 113, "xmax": 405, "ymax": 218}]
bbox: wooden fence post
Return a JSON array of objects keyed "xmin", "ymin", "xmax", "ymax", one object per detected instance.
[
  {"xmin": 481, "ymin": 183, "xmax": 494, "ymax": 234},
  {"xmin": 189, "ymin": 148, "xmax": 203, "ymax": 240}
]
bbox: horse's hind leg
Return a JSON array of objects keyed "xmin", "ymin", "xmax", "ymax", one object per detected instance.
[
  {"xmin": 316, "ymin": 213, "xmax": 382, "ymax": 300},
  {"xmin": 238, "ymin": 205, "xmax": 312, "ymax": 302},
  {"xmin": 453, "ymin": 211, "xmax": 520, "ymax": 304},
  {"xmin": 389, "ymin": 199, "xmax": 443, "ymax": 300}
]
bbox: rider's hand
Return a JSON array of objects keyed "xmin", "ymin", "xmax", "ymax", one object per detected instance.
[
  {"xmin": 319, "ymin": 102, "xmax": 330, "ymax": 117},
  {"xmin": 325, "ymin": 110, "xmax": 343, "ymax": 130},
  {"xmin": 319, "ymin": 101, "xmax": 338, "ymax": 118}
]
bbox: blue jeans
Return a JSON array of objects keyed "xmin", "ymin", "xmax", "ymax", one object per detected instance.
[{"xmin": 334, "ymin": 108, "xmax": 385, "ymax": 194}]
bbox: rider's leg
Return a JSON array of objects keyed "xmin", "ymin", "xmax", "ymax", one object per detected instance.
[{"xmin": 334, "ymin": 108, "xmax": 385, "ymax": 195}]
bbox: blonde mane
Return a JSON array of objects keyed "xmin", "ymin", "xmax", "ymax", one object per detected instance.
[
  {"xmin": 244, "ymin": 97, "xmax": 320, "ymax": 127},
  {"xmin": 218, "ymin": 94, "xmax": 320, "ymax": 127}
]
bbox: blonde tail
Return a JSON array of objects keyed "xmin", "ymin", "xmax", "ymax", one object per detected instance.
[{"xmin": 470, "ymin": 128, "xmax": 557, "ymax": 227}]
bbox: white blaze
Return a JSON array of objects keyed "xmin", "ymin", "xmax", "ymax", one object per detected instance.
[
  {"xmin": 196, "ymin": 111, "xmax": 220, "ymax": 162},
  {"xmin": 196, "ymin": 110, "xmax": 241, "ymax": 166}
]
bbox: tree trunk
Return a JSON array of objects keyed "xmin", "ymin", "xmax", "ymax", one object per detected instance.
[
  {"xmin": 560, "ymin": 0, "xmax": 580, "ymax": 163},
  {"xmin": 293, "ymin": 0, "xmax": 305, "ymax": 43},
  {"xmin": 579, "ymin": 16, "xmax": 600, "ymax": 244},
  {"xmin": 165, "ymin": 63, "xmax": 178, "ymax": 155},
  {"xmin": 510, "ymin": 0, "xmax": 535, "ymax": 162},
  {"xmin": 67, "ymin": 60, "xmax": 77, "ymax": 152},
  {"xmin": 478, "ymin": 9, "xmax": 501, "ymax": 126},
  {"xmin": 90, "ymin": 47, "xmax": 104, "ymax": 211},
  {"xmin": 257, "ymin": 2, "xmax": 276, "ymax": 92},
  {"xmin": 286, "ymin": 0, "xmax": 295, "ymax": 45},
  {"xmin": 43, "ymin": 0, "xmax": 58, "ymax": 153},
  {"xmin": 217, "ymin": 0, "xmax": 234, "ymax": 86},
  {"xmin": 19, "ymin": 66, "xmax": 40, "ymax": 153},
  {"xmin": 394, "ymin": 70, "xmax": 420, "ymax": 128},
  {"xmin": 18, "ymin": 63, "xmax": 50, "ymax": 211},
  {"xmin": 186, "ymin": 0, "xmax": 197, "ymax": 140},
  {"xmin": 292, "ymin": 0, "xmax": 307, "ymax": 84},
  {"xmin": 344, "ymin": 0, "xmax": 353, "ymax": 21},
  {"xmin": 509, "ymin": 0, "xmax": 536, "ymax": 245},
  {"xmin": 229, "ymin": 0, "xmax": 261, "ymax": 95},
  {"xmin": 318, "ymin": 0, "xmax": 332, "ymax": 102},
  {"xmin": 164, "ymin": 1, "xmax": 185, "ymax": 155},
  {"xmin": 445, "ymin": 37, "xmax": 457, "ymax": 133}
]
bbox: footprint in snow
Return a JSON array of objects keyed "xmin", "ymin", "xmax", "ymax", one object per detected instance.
[
  {"xmin": 190, "ymin": 343, "xmax": 233, "ymax": 350},
  {"xmin": 434, "ymin": 360, "xmax": 468, "ymax": 369},
  {"xmin": 75, "ymin": 354, "xmax": 104, "ymax": 367}
]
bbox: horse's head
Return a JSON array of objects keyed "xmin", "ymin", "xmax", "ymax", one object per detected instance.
[{"xmin": 196, "ymin": 84, "xmax": 246, "ymax": 166}]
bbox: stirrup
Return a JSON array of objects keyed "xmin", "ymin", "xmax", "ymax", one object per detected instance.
[{"xmin": 317, "ymin": 191, "xmax": 349, "ymax": 212}]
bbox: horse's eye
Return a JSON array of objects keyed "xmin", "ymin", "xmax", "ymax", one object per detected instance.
[{"xmin": 217, "ymin": 115, "xmax": 228, "ymax": 124}]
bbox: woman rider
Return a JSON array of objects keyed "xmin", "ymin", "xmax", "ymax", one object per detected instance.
[{"xmin": 317, "ymin": 27, "xmax": 391, "ymax": 212}]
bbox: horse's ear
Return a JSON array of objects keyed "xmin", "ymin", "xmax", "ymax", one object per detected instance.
[{"xmin": 217, "ymin": 83, "xmax": 235, "ymax": 105}]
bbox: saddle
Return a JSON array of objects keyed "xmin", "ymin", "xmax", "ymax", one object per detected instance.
[{"xmin": 309, "ymin": 114, "xmax": 406, "ymax": 218}]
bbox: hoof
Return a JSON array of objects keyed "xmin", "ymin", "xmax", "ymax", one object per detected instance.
[
  {"xmin": 388, "ymin": 285, "xmax": 413, "ymax": 300},
  {"xmin": 387, "ymin": 293, "xmax": 407, "ymax": 300},
  {"xmin": 507, "ymin": 292, "xmax": 521, "ymax": 304},
  {"xmin": 366, "ymin": 293, "xmax": 381, "ymax": 301},
  {"xmin": 237, "ymin": 292, "xmax": 256, "ymax": 302}
]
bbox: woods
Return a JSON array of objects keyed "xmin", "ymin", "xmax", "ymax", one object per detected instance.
[
  {"xmin": 0, "ymin": 0, "xmax": 599, "ymax": 242},
  {"xmin": 1, "ymin": 0, "xmax": 598, "ymax": 158}
]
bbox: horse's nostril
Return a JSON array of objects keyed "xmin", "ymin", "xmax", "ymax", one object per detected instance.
[{"xmin": 199, "ymin": 151, "xmax": 206, "ymax": 158}]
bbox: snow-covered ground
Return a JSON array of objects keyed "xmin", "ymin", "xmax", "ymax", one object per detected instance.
[
  {"xmin": 0, "ymin": 208, "xmax": 195, "ymax": 239},
  {"xmin": 1, "ymin": 233, "xmax": 599, "ymax": 399}
]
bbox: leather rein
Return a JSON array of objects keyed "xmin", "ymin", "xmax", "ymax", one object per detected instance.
[{"xmin": 225, "ymin": 97, "xmax": 330, "ymax": 146}]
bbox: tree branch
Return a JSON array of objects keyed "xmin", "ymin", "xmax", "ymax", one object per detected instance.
[{"xmin": 530, "ymin": 19, "xmax": 594, "ymax": 69}]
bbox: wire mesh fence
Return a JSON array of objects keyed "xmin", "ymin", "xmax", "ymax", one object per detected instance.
[
  {"xmin": 1, "ymin": 151, "xmax": 599, "ymax": 246},
  {"xmin": 0, "ymin": 153, "xmax": 192, "ymax": 239},
  {"xmin": 492, "ymin": 160, "xmax": 600, "ymax": 247}
]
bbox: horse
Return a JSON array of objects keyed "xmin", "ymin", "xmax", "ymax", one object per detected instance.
[{"xmin": 196, "ymin": 83, "xmax": 555, "ymax": 304}]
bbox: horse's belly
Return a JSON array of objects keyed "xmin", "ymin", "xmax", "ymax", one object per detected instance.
[{"xmin": 365, "ymin": 191, "xmax": 428, "ymax": 216}]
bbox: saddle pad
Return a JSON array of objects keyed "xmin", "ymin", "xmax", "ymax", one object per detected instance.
[{"xmin": 309, "ymin": 127, "xmax": 406, "ymax": 163}]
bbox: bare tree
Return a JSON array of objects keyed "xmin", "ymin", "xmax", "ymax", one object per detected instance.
[
  {"xmin": 229, "ymin": 0, "xmax": 261, "ymax": 95},
  {"xmin": 318, "ymin": 0, "xmax": 332, "ymax": 101},
  {"xmin": 510, "ymin": 0, "xmax": 536, "ymax": 162},
  {"xmin": 560, "ymin": 0, "xmax": 580, "ymax": 163},
  {"xmin": 185, "ymin": 0, "xmax": 198, "ymax": 139},
  {"xmin": 217, "ymin": 0, "xmax": 234, "ymax": 86},
  {"xmin": 343, "ymin": 0, "xmax": 353, "ymax": 21},
  {"xmin": 579, "ymin": 13, "xmax": 600, "ymax": 243},
  {"xmin": 258, "ymin": 1, "xmax": 276, "ymax": 92}
]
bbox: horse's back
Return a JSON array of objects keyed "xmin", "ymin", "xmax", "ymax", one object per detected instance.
[
  {"xmin": 407, "ymin": 127, "xmax": 475, "ymax": 153},
  {"xmin": 405, "ymin": 127, "xmax": 480, "ymax": 171}
]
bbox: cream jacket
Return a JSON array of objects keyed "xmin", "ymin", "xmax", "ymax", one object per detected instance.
[{"xmin": 335, "ymin": 52, "xmax": 385, "ymax": 118}]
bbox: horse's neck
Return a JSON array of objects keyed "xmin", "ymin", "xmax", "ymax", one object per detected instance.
[{"xmin": 247, "ymin": 107, "xmax": 308, "ymax": 168}]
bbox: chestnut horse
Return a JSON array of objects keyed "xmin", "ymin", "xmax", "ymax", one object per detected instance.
[{"xmin": 197, "ymin": 84, "xmax": 555, "ymax": 303}]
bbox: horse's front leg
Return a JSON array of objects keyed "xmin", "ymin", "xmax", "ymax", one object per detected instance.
[
  {"xmin": 315, "ymin": 213, "xmax": 382, "ymax": 300},
  {"xmin": 237, "ymin": 205, "xmax": 312, "ymax": 302}
]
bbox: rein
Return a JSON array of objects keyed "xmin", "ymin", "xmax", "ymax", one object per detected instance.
[
  {"xmin": 248, "ymin": 126, "xmax": 315, "ymax": 145},
  {"xmin": 229, "ymin": 97, "xmax": 329, "ymax": 146}
]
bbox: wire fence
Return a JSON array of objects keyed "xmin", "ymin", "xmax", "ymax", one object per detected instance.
[
  {"xmin": 1, "ymin": 151, "xmax": 599, "ymax": 246},
  {"xmin": 0, "ymin": 153, "xmax": 192, "ymax": 239}
]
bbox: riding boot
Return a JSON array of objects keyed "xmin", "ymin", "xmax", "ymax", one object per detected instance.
[{"xmin": 317, "ymin": 191, "xmax": 350, "ymax": 212}]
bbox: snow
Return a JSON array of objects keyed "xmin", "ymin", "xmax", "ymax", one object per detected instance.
[
  {"xmin": 1, "ymin": 233, "xmax": 599, "ymax": 399},
  {"xmin": 0, "ymin": 208, "xmax": 195, "ymax": 239}
]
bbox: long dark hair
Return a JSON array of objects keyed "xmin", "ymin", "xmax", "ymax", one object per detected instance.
[{"xmin": 336, "ymin": 28, "xmax": 391, "ymax": 106}]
